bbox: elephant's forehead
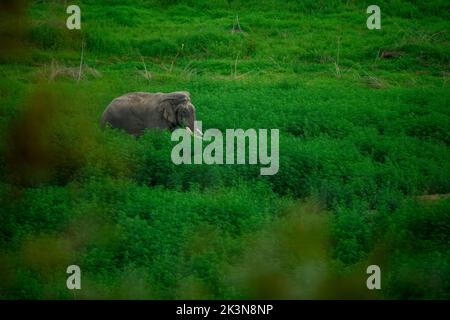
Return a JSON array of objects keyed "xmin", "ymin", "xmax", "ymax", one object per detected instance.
[
  {"xmin": 171, "ymin": 91, "xmax": 190, "ymax": 96},
  {"xmin": 165, "ymin": 91, "xmax": 191, "ymax": 101}
]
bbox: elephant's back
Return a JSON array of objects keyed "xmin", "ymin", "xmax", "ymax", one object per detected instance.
[
  {"xmin": 106, "ymin": 92, "xmax": 162, "ymax": 116},
  {"xmin": 100, "ymin": 92, "xmax": 163, "ymax": 134},
  {"xmin": 114, "ymin": 92, "xmax": 162, "ymax": 104}
]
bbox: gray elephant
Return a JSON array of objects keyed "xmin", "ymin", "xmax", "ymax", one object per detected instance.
[{"xmin": 100, "ymin": 91, "xmax": 202, "ymax": 136}]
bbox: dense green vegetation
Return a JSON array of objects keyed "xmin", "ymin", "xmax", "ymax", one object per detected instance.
[{"xmin": 0, "ymin": 0, "xmax": 449, "ymax": 299}]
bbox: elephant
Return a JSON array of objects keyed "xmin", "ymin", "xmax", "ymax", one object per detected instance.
[{"xmin": 100, "ymin": 91, "xmax": 202, "ymax": 137}]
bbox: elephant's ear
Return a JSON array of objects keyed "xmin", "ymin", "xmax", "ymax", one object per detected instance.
[
  {"xmin": 162, "ymin": 101, "xmax": 176, "ymax": 125},
  {"xmin": 161, "ymin": 92, "xmax": 190, "ymax": 126}
]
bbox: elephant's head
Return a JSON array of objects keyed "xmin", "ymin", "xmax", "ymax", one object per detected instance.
[{"xmin": 161, "ymin": 91, "xmax": 202, "ymax": 136}]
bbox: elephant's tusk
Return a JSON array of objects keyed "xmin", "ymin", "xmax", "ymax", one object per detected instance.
[
  {"xmin": 195, "ymin": 128, "xmax": 203, "ymax": 136},
  {"xmin": 186, "ymin": 126, "xmax": 203, "ymax": 139}
]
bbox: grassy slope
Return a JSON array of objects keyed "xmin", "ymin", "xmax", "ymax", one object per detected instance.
[{"xmin": 0, "ymin": 0, "xmax": 449, "ymax": 299}]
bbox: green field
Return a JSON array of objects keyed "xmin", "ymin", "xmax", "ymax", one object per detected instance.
[{"xmin": 0, "ymin": 0, "xmax": 449, "ymax": 299}]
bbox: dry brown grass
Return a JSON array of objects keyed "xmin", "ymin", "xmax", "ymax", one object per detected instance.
[
  {"xmin": 37, "ymin": 59, "xmax": 101, "ymax": 82},
  {"xmin": 363, "ymin": 75, "xmax": 389, "ymax": 89}
]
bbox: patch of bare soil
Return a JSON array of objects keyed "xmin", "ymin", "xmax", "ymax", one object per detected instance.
[{"xmin": 416, "ymin": 194, "xmax": 450, "ymax": 201}]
